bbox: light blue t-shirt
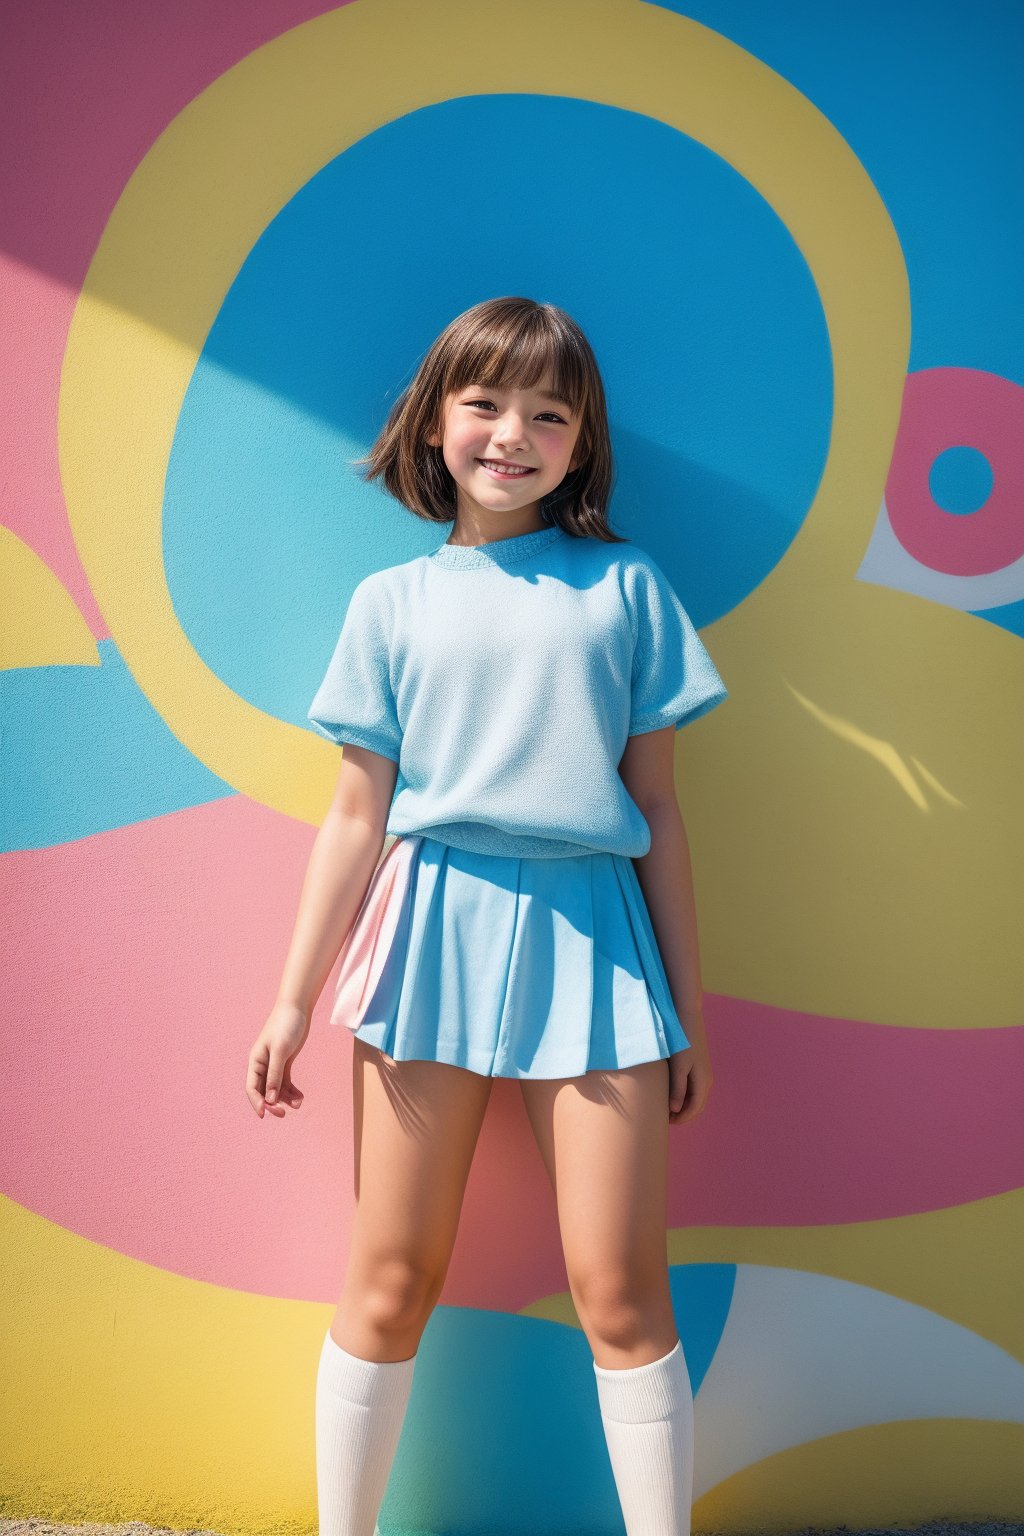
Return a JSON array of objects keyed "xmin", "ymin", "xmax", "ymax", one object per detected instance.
[{"xmin": 307, "ymin": 524, "xmax": 728, "ymax": 859}]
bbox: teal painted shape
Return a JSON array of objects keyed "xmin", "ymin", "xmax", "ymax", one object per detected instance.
[
  {"xmin": 379, "ymin": 1264, "xmax": 735, "ymax": 1535},
  {"xmin": 970, "ymin": 595, "xmax": 1024, "ymax": 639},
  {"xmin": 929, "ymin": 445, "xmax": 995, "ymax": 516},
  {"xmin": 651, "ymin": 0, "xmax": 1024, "ymax": 382},
  {"xmin": 166, "ymin": 93, "xmax": 829, "ymax": 735},
  {"xmin": 0, "ymin": 639, "xmax": 234, "ymax": 851},
  {"xmin": 669, "ymin": 1260, "xmax": 736, "ymax": 1395}
]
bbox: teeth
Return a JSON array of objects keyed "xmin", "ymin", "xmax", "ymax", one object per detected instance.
[{"xmin": 482, "ymin": 461, "xmax": 532, "ymax": 476}]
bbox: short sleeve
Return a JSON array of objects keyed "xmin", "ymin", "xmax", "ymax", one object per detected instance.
[
  {"xmin": 306, "ymin": 578, "xmax": 402, "ymax": 763},
  {"xmin": 627, "ymin": 558, "xmax": 728, "ymax": 735}
]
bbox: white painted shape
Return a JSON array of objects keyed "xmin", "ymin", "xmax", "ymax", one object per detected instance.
[
  {"xmin": 856, "ymin": 497, "xmax": 1024, "ymax": 609},
  {"xmin": 693, "ymin": 1263, "xmax": 1024, "ymax": 1499}
]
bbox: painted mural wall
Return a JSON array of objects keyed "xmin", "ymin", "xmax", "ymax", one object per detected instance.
[{"xmin": 2, "ymin": 1, "xmax": 1021, "ymax": 1531}]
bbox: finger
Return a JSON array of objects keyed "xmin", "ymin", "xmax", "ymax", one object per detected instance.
[
  {"xmin": 281, "ymin": 1074, "xmax": 303, "ymax": 1105},
  {"xmin": 669, "ymin": 1069, "xmax": 693, "ymax": 1118},
  {"xmin": 266, "ymin": 1051, "xmax": 294, "ymax": 1106},
  {"xmin": 677, "ymin": 1084, "xmax": 701, "ymax": 1119},
  {"xmin": 678, "ymin": 1078, "xmax": 709, "ymax": 1122},
  {"xmin": 245, "ymin": 1055, "xmax": 268, "ymax": 1113}
]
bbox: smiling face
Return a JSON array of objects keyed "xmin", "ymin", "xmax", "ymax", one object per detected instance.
[{"xmin": 426, "ymin": 373, "xmax": 585, "ymax": 532}]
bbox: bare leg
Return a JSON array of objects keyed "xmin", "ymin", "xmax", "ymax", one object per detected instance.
[
  {"xmin": 519, "ymin": 1059, "xmax": 676, "ymax": 1365},
  {"xmin": 334, "ymin": 1039, "xmax": 493, "ymax": 1358},
  {"xmin": 520, "ymin": 1060, "xmax": 694, "ymax": 1535},
  {"xmin": 317, "ymin": 1041, "xmax": 493, "ymax": 1536}
]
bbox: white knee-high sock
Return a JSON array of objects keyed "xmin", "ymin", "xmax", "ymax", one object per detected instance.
[
  {"xmin": 593, "ymin": 1337, "xmax": 695, "ymax": 1536},
  {"xmin": 315, "ymin": 1327, "xmax": 417, "ymax": 1536}
]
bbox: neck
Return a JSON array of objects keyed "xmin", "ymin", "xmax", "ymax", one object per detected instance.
[{"xmin": 447, "ymin": 509, "xmax": 549, "ymax": 547}]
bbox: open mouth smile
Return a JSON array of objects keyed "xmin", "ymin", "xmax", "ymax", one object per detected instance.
[{"xmin": 477, "ymin": 459, "xmax": 538, "ymax": 479}]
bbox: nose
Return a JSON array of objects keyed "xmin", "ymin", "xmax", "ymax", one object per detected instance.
[{"xmin": 493, "ymin": 410, "xmax": 530, "ymax": 451}]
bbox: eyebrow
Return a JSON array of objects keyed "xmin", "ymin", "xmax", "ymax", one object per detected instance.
[{"xmin": 461, "ymin": 386, "xmax": 574, "ymax": 411}]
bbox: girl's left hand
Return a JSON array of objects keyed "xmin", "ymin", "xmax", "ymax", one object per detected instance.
[{"xmin": 668, "ymin": 1044, "xmax": 713, "ymax": 1124}]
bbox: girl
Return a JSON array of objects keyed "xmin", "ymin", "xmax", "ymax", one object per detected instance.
[{"xmin": 245, "ymin": 296, "xmax": 728, "ymax": 1536}]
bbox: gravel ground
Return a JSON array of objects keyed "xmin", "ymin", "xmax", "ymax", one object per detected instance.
[{"xmin": 1, "ymin": 1522, "xmax": 1022, "ymax": 1536}]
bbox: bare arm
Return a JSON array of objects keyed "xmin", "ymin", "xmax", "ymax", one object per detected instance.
[
  {"xmin": 618, "ymin": 725, "xmax": 713, "ymax": 1123},
  {"xmin": 279, "ymin": 742, "xmax": 400, "ymax": 1011},
  {"xmin": 245, "ymin": 743, "xmax": 399, "ymax": 1117}
]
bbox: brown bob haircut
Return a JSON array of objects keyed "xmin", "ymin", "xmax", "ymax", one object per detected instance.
[{"xmin": 355, "ymin": 296, "xmax": 626, "ymax": 544}]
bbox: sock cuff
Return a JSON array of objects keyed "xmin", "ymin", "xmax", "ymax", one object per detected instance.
[
  {"xmin": 318, "ymin": 1328, "xmax": 417, "ymax": 1413},
  {"xmin": 593, "ymin": 1337, "xmax": 692, "ymax": 1423}
]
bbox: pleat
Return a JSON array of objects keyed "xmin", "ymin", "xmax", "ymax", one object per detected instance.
[
  {"xmin": 352, "ymin": 835, "xmax": 690, "ymax": 1079},
  {"xmin": 491, "ymin": 849, "xmax": 597, "ymax": 1076},
  {"xmin": 608, "ymin": 855, "xmax": 691, "ymax": 1057}
]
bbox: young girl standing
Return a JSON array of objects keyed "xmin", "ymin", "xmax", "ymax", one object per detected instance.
[{"xmin": 246, "ymin": 296, "xmax": 728, "ymax": 1536}]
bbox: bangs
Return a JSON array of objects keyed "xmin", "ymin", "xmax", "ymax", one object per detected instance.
[{"xmin": 442, "ymin": 314, "xmax": 588, "ymax": 417}]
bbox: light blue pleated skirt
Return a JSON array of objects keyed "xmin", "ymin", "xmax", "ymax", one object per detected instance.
[{"xmin": 352, "ymin": 833, "xmax": 691, "ymax": 1079}]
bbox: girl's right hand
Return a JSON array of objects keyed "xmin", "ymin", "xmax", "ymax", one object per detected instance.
[{"xmin": 245, "ymin": 1001, "xmax": 310, "ymax": 1119}]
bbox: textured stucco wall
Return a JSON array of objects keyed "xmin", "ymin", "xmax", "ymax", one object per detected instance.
[{"xmin": 2, "ymin": 1, "xmax": 1022, "ymax": 1531}]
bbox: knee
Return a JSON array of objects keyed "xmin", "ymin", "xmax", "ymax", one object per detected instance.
[
  {"xmin": 570, "ymin": 1264, "xmax": 669, "ymax": 1350},
  {"xmin": 356, "ymin": 1255, "xmax": 443, "ymax": 1335}
]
